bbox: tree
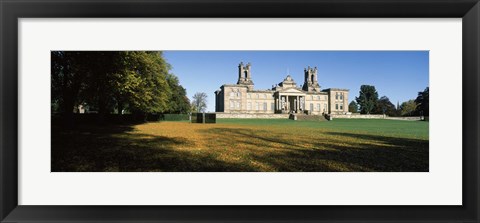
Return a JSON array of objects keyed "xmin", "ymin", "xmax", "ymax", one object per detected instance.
[
  {"xmin": 400, "ymin": 100, "xmax": 417, "ymax": 116},
  {"xmin": 51, "ymin": 51, "xmax": 89, "ymax": 115},
  {"xmin": 355, "ymin": 85, "xmax": 379, "ymax": 114},
  {"xmin": 374, "ymin": 96, "xmax": 397, "ymax": 116},
  {"xmin": 348, "ymin": 101, "xmax": 358, "ymax": 113},
  {"xmin": 164, "ymin": 73, "xmax": 191, "ymax": 114},
  {"xmin": 415, "ymin": 87, "xmax": 429, "ymax": 117},
  {"xmin": 78, "ymin": 51, "xmax": 124, "ymax": 117},
  {"xmin": 396, "ymin": 101, "xmax": 401, "ymax": 115},
  {"xmin": 192, "ymin": 92, "xmax": 208, "ymax": 113},
  {"xmin": 51, "ymin": 51, "xmax": 177, "ymax": 123}
]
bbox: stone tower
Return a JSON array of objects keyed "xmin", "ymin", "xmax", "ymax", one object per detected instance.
[
  {"xmin": 302, "ymin": 66, "xmax": 320, "ymax": 92},
  {"xmin": 237, "ymin": 62, "xmax": 254, "ymax": 90}
]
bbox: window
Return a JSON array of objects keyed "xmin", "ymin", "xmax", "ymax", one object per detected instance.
[
  {"xmin": 256, "ymin": 94, "xmax": 259, "ymax": 99},
  {"xmin": 236, "ymin": 101, "xmax": 240, "ymax": 109},
  {"xmin": 311, "ymin": 95, "xmax": 314, "ymax": 100},
  {"xmin": 247, "ymin": 94, "xmax": 251, "ymax": 99},
  {"xmin": 230, "ymin": 92, "xmax": 235, "ymax": 98},
  {"xmin": 336, "ymin": 104, "xmax": 339, "ymax": 110},
  {"xmin": 316, "ymin": 104, "xmax": 321, "ymax": 111},
  {"xmin": 340, "ymin": 104, "xmax": 343, "ymax": 110},
  {"xmin": 324, "ymin": 104, "xmax": 327, "ymax": 111},
  {"xmin": 230, "ymin": 100, "xmax": 234, "ymax": 109},
  {"xmin": 255, "ymin": 102, "xmax": 259, "ymax": 110},
  {"xmin": 271, "ymin": 103, "xmax": 275, "ymax": 111},
  {"xmin": 310, "ymin": 103, "xmax": 314, "ymax": 111},
  {"xmin": 263, "ymin": 102, "xmax": 267, "ymax": 111},
  {"xmin": 340, "ymin": 93, "xmax": 343, "ymax": 100},
  {"xmin": 237, "ymin": 92, "xmax": 242, "ymax": 98},
  {"xmin": 247, "ymin": 102, "xmax": 251, "ymax": 110},
  {"xmin": 317, "ymin": 95, "xmax": 320, "ymax": 100},
  {"xmin": 335, "ymin": 93, "xmax": 338, "ymax": 100}
]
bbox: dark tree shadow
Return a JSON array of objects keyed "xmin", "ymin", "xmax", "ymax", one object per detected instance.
[
  {"xmin": 52, "ymin": 123, "xmax": 428, "ymax": 172},
  {"xmin": 52, "ymin": 123, "xmax": 258, "ymax": 172},
  {"xmin": 201, "ymin": 128, "xmax": 428, "ymax": 172}
]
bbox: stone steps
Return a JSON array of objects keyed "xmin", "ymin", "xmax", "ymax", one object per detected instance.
[{"xmin": 289, "ymin": 114, "xmax": 328, "ymax": 121}]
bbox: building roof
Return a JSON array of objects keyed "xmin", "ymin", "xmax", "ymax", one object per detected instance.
[{"xmin": 322, "ymin": 88, "xmax": 350, "ymax": 92}]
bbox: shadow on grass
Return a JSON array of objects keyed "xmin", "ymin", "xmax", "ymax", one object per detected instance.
[
  {"xmin": 52, "ymin": 124, "xmax": 428, "ymax": 172},
  {"xmin": 51, "ymin": 124, "xmax": 258, "ymax": 172},
  {"xmin": 201, "ymin": 128, "xmax": 428, "ymax": 172}
]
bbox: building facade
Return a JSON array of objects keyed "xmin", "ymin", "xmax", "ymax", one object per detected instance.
[{"xmin": 215, "ymin": 62, "xmax": 349, "ymax": 115}]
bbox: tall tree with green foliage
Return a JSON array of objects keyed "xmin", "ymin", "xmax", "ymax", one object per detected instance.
[
  {"xmin": 374, "ymin": 96, "xmax": 397, "ymax": 116},
  {"xmin": 112, "ymin": 51, "xmax": 171, "ymax": 115},
  {"xmin": 192, "ymin": 92, "xmax": 208, "ymax": 113},
  {"xmin": 164, "ymin": 73, "xmax": 191, "ymax": 114},
  {"xmin": 415, "ymin": 87, "xmax": 429, "ymax": 116},
  {"xmin": 355, "ymin": 85, "xmax": 379, "ymax": 114},
  {"xmin": 52, "ymin": 51, "xmax": 181, "ymax": 122},
  {"xmin": 51, "ymin": 51, "xmax": 96, "ymax": 118},
  {"xmin": 78, "ymin": 51, "xmax": 123, "ymax": 116},
  {"xmin": 400, "ymin": 100, "xmax": 417, "ymax": 116},
  {"xmin": 348, "ymin": 101, "xmax": 358, "ymax": 113}
]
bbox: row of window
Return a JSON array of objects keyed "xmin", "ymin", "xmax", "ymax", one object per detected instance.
[
  {"xmin": 229, "ymin": 92, "xmax": 242, "ymax": 98},
  {"xmin": 335, "ymin": 103, "xmax": 344, "ymax": 110},
  {"xmin": 248, "ymin": 102, "xmax": 275, "ymax": 111},
  {"xmin": 309, "ymin": 95, "xmax": 327, "ymax": 101},
  {"xmin": 309, "ymin": 103, "xmax": 327, "ymax": 112},
  {"xmin": 247, "ymin": 93, "xmax": 271, "ymax": 99},
  {"xmin": 231, "ymin": 93, "xmax": 342, "ymax": 101},
  {"xmin": 230, "ymin": 92, "xmax": 275, "ymax": 99},
  {"xmin": 335, "ymin": 92, "xmax": 345, "ymax": 100},
  {"xmin": 230, "ymin": 101, "xmax": 344, "ymax": 111},
  {"xmin": 230, "ymin": 101, "xmax": 275, "ymax": 111}
]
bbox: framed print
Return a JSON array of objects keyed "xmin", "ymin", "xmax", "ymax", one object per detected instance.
[{"xmin": 1, "ymin": 0, "xmax": 479, "ymax": 222}]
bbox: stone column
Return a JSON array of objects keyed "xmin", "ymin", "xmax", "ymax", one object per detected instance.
[
  {"xmin": 297, "ymin": 96, "xmax": 300, "ymax": 112},
  {"xmin": 278, "ymin": 94, "xmax": 281, "ymax": 110},
  {"xmin": 294, "ymin": 99, "xmax": 297, "ymax": 113},
  {"xmin": 285, "ymin": 95, "xmax": 290, "ymax": 112}
]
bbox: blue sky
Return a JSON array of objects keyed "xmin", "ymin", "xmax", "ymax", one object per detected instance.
[{"xmin": 164, "ymin": 51, "xmax": 429, "ymax": 112}]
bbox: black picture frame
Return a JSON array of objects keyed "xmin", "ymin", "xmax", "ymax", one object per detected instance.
[{"xmin": 1, "ymin": 0, "xmax": 479, "ymax": 222}]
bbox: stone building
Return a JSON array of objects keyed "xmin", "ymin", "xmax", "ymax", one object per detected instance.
[{"xmin": 215, "ymin": 62, "xmax": 349, "ymax": 115}]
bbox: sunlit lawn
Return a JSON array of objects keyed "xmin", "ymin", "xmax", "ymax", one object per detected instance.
[{"xmin": 52, "ymin": 119, "xmax": 428, "ymax": 172}]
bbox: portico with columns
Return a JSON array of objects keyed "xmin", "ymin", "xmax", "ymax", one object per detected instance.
[{"xmin": 274, "ymin": 89, "xmax": 307, "ymax": 114}]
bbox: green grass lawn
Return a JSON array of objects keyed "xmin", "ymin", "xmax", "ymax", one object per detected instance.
[
  {"xmin": 218, "ymin": 118, "xmax": 429, "ymax": 140},
  {"xmin": 52, "ymin": 118, "xmax": 429, "ymax": 172}
]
